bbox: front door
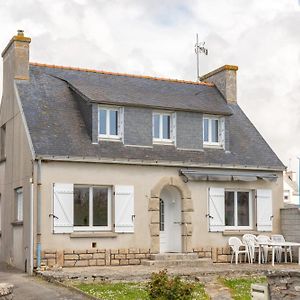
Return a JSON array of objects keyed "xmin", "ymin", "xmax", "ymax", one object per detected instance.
[{"xmin": 160, "ymin": 186, "xmax": 182, "ymax": 252}]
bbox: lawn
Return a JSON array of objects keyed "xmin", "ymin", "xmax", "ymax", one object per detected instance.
[
  {"xmin": 75, "ymin": 281, "xmax": 209, "ymax": 300},
  {"xmin": 220, "ymin": 276, "xmax": 267, "ymax": 300}
]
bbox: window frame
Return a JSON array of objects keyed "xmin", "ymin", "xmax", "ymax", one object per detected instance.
[
  {"xmin": 203, "ymin": 115, "xmax": 223, "ymax": 147},
  {"xmin": 224, "ymin": 189, "xmax": 253, "ymax": 230},
  {"xmin": 152, "ymin": 111, "xmax": 175, "ymax": 144},
  {"xmin": 98, "ymin": 106, "xmax": 122, "ymax": 140},
  {"xmin": 15, "ymin": 187, "xmax": 23, "ymax": 222},
  {"xmin": 73, "ymin": 185, "xmax": 112, "ymax": 232}
]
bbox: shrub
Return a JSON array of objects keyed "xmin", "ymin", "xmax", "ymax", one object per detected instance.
[{"xmin": 147, "ymin": 269, "xmax": 195, "ymax": 300}]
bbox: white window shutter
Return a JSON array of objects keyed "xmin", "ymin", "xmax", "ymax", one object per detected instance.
[
  {"xmin": 219, "ymin": 117, "xmax": 225, "ymax": 147},
  {"xmin": 118, "ymin": 107, "xmax": 124, "ymax": 139},
  {"xmin": 171, "ymin": 112, "xmax": 176, "ymax": 144},
  {"xmin": 53, "ymin": 183, "xmax": 74, "ymax": 233},
  {"xmin": 256, "ymin": 189, "xmax": 273, "ymax": 231},
  {"xmin": 208, "ymin": 187, "xmax": 225, "ymax": 232},
  {"xmin": 115, "ymin": 185, "xmax": 134, "ymax": 233}
]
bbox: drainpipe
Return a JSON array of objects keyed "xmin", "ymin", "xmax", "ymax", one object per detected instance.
[
  {"xmin": 29, "ymin": 179, "xmax": 34, "ymax": 275},
  {"xmin": 36, "ymin": 159, "xmax": 42, "ymax": 269}
]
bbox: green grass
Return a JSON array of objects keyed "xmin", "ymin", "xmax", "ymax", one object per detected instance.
[
  {"xmin": 75, "ymin": 281, "xmax": 209, "ymax": 300},
  {"xmin": 220, "ymin": 276, "xmax": 267, "ymax": 300}
]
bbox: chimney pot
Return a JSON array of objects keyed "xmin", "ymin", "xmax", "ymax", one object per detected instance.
[{"xmin": 17, "ymin": 30, "xmax": 24, "ymax": 36}]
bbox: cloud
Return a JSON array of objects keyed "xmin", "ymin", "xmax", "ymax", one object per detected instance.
[{"xmin": 0, "ymin": 0, "xmax": 300, "ymax": 170}]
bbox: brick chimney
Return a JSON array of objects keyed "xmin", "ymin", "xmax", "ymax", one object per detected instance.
[
  {"xmin": 1, "ymin": 30, "xmax": 31, "ymax": 95},
  {"xmin": 200, "ymin": 65, "xmax": 238, "ymax": 103}
]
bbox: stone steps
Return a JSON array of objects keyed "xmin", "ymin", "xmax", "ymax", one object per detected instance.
[{"xmin": 141, "ymin": 253, "xmax": 212, "ymax": 267}]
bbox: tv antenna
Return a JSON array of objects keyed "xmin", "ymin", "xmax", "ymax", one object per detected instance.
[{"xmin": 195, "ymin": 33, "xmax": 208, "ymax": 81}]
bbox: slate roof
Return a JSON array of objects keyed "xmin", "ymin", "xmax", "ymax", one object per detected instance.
[{"xmin": 16, "ymin": 64, "xmax": 285, "ymax": 170}]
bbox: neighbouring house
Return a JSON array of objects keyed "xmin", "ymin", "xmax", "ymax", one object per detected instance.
[
  {"xmin": 283, "ymin": 170, "xmax": 299, "ymax": 205},
  {"xmin": 0, "ymin": 31, "xmax": 285, "ymax": 273}
]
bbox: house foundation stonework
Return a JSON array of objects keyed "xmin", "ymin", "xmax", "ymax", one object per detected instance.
[
  {"xmin": 37, "ymin": 246, "xmax": 233, "ymax": 268},
  {"xmin": 0, "ymin": 32, "xmax": 285, "ymax": 273}
]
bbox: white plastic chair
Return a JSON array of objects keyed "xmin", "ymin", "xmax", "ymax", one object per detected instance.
[
  {"xmin": 256, "ymin": 235, "xmax": 272, "ymax": 263},
  {"xmin": 228, "ymin": 237, "xmax": 249, "ymax": 264},
  {"xmin": 271, "ymin": 234, "xmax": 292, "ymax": 263},
  {"xmin": 242, "ymin": 234, "xmax": 259, "ymax": 263}
]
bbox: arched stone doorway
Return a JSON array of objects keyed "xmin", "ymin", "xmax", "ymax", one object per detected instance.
[{"xmin": 148, "ymin": 177, "xmax": 193, "ymax": 253}]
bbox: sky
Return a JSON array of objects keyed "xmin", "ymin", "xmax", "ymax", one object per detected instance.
[{"xmin": 0, "ymin": 0, "xmax": 300, "ymax": 172}]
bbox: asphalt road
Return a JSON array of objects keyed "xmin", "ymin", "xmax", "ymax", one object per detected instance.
[{"xmin": 0, "ymin": 264, "xmax": 89, "ymax": 300}]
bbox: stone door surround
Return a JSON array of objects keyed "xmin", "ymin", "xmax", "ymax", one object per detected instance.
[{"xmin": 149, "ymin": 176, "xmax": 193, "ymax": 253}]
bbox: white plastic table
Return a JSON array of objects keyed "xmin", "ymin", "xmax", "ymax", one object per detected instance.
[{"xmin": 258, "ymin": 241, "xmax": 300, "ymax": 266}]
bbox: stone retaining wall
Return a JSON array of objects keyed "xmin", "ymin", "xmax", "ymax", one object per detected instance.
[
  {"xmin": 37, "ymin": 247, "xmax": 232, "ymax": 268},
  {"xmin": 267, "ymin": 270, "xmax": 300, "ymax": 299}
]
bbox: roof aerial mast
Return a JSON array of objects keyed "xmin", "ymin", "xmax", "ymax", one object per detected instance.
[{"xmin": 194, "ymin": 33, "xmax": 208, "ymax": 81}]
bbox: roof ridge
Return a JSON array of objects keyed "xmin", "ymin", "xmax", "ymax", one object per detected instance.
[{"xmin": 29, "ymin": 62, "xmax": 214, "ymax": 87}]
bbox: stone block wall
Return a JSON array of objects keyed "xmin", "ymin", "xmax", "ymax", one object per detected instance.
[
  {"xmin": 281, "ymin": 207, "xmax": 300, "ymax": 259},
  {"xmin": 36, "ymin": 248, "xmax": 151, "ymax": 268},
  {"xmin": 37, "ymin": 246, "xmax": 234, "ymax": 268},
  {"xmin": 267, "ymin": 271, "xmax": 300, "ymax": 299},
  {"xmin": 193, "ymin": 246, "xmax": 232, "ymax": 263}
]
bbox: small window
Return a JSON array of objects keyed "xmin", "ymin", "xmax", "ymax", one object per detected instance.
[
  {"xmin": 225, "ymin": 190, "xmax": 252, "ymax": 229},
  {"xmin": 203, "ymin": 116, "xmax": 224, "ymax": 147},
  {"xmin": 153, "ymin": 112, "xmax": 174, "ymax": 143},
  {"xmin": 74, "ymin": 185, "xmax": 111, "ymax": 231},
  {"xmin": 98, "ymin": 106, "xmax": 121, "ymax": 139},
  {"xmin": 159, "ymin": 199, "xmax": 164, "ymax": 231},
  {"xmin": 0, "ymin": 124, "xmax": 6, "ymax": 160},
  {"xmin": 15, "ymin": 188, "xmax": 23, "ymax": 222}
]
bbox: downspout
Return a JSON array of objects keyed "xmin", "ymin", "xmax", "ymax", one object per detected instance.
[
  {"xmin": 29, "ymin": 178, "xmax": 34, "ymax": 275},
  {"xmin": 36, "ymin": 159, "xmax": 42, "ymax": 269}
]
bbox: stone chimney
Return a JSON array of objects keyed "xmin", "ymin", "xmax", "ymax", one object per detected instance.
[
  {"xmin": 1, "ymin": 30, "xmax": 31, "ymax": 91},
  {"xmin": 200, "ymin": 65, "xmax": 238, "ymax": 103}
]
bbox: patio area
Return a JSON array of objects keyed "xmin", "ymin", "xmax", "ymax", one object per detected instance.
[{"xmin": 37, "ymin": 262, "xmax": 300, "ymax": 283}]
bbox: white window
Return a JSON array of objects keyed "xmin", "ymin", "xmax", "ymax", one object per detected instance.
[
  {"xmin": 225, "ymin": 190, "xmax": 253, "ymax": 229},
  {"xmin": 153, "ymin": 112, "xmax": 175, "ymax": 143},
  {"xmin": 53, "ymin": 183, "xmax": 135, "ymax": 234},
  {"xmin": 73, "ymin": 185, "xmax": 112, "ymax": 231},
  {"xmin": 98, "ymin": 106, "xmax": 122, "ymax": 139},
  {"xmin": 15, "ymin": 188, "xmax": 23, "ymax": 222},
  {"xmin": 203, "ymin": 116, "xmax": 225, "ymax": 147}
]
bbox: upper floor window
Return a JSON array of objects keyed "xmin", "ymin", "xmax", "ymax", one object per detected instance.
[
  {"xmin": 153, "ymin": 112, "xmax": 175, "ymax": 143},
  {"xmin": 98, "ymin": 106, "xmax": 122, "ymax": 140},
  {"xmin": 203, "ymin": 116, "xmax": 224, "ymax": 147}
]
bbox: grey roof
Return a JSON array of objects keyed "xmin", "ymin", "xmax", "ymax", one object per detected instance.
[
  {"xmin": 36, "ymin": 65, "xmax": 233, "ymax": 115},
  {"xmin": 16, "ymin": 64, "xmax": 285, "ymax": 170}
]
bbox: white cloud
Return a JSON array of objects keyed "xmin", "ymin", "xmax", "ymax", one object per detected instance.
[{"xmin": 0, "ymin": 0, "xmax": 300, "ymax": 170}]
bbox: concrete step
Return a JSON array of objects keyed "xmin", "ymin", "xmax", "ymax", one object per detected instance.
[
  {"xmin": 141, "ymin": 258, "xmax": 212, "ymax": 267},
  {"xmin": 150, "ymin": 253, "xmax": 199, "ymax": 261}
]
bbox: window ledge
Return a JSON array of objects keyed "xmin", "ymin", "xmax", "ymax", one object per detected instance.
[
  {"xmin": 222, "ymin": 230, "xmax": 260, "ymax": 236},
  {"xmin": 70, "ymin": 232, "xmax": 118, "ymax": 238},
  {"xmin": 11, "ymin": 221, "xmax": 23, "ymax": 227},
  {"xmin": 203, "ymin": 144, "xmax": 223, "ymax": 149}
]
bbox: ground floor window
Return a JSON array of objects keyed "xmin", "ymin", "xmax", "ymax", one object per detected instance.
[
  {"xmin": 225, "ymin": 190, "xmax": 252, "ymax": 229},
  {"xmin": 15, "ymin": 187, "xmax": 23, "ymax": 222},
  {"xmin": 74, "ymin": 185, "xmax": 112, "ymax": 231}
]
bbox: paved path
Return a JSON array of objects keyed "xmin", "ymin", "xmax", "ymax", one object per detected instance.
[{"xmin": 0, "ymin": 264, "xmax": 89, "ymax": 300}]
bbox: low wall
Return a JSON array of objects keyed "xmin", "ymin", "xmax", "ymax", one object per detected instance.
[
  {"xmin": 36, "ymin": 246, "xmax": 232, "ymax": 268},
  {"xmin": 281, "ymin": 207, "xmax": 300, "ymax": 259},
  {"xmin": 267, "ymin": 270, "xmax": 300, "ymax": 299}
]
